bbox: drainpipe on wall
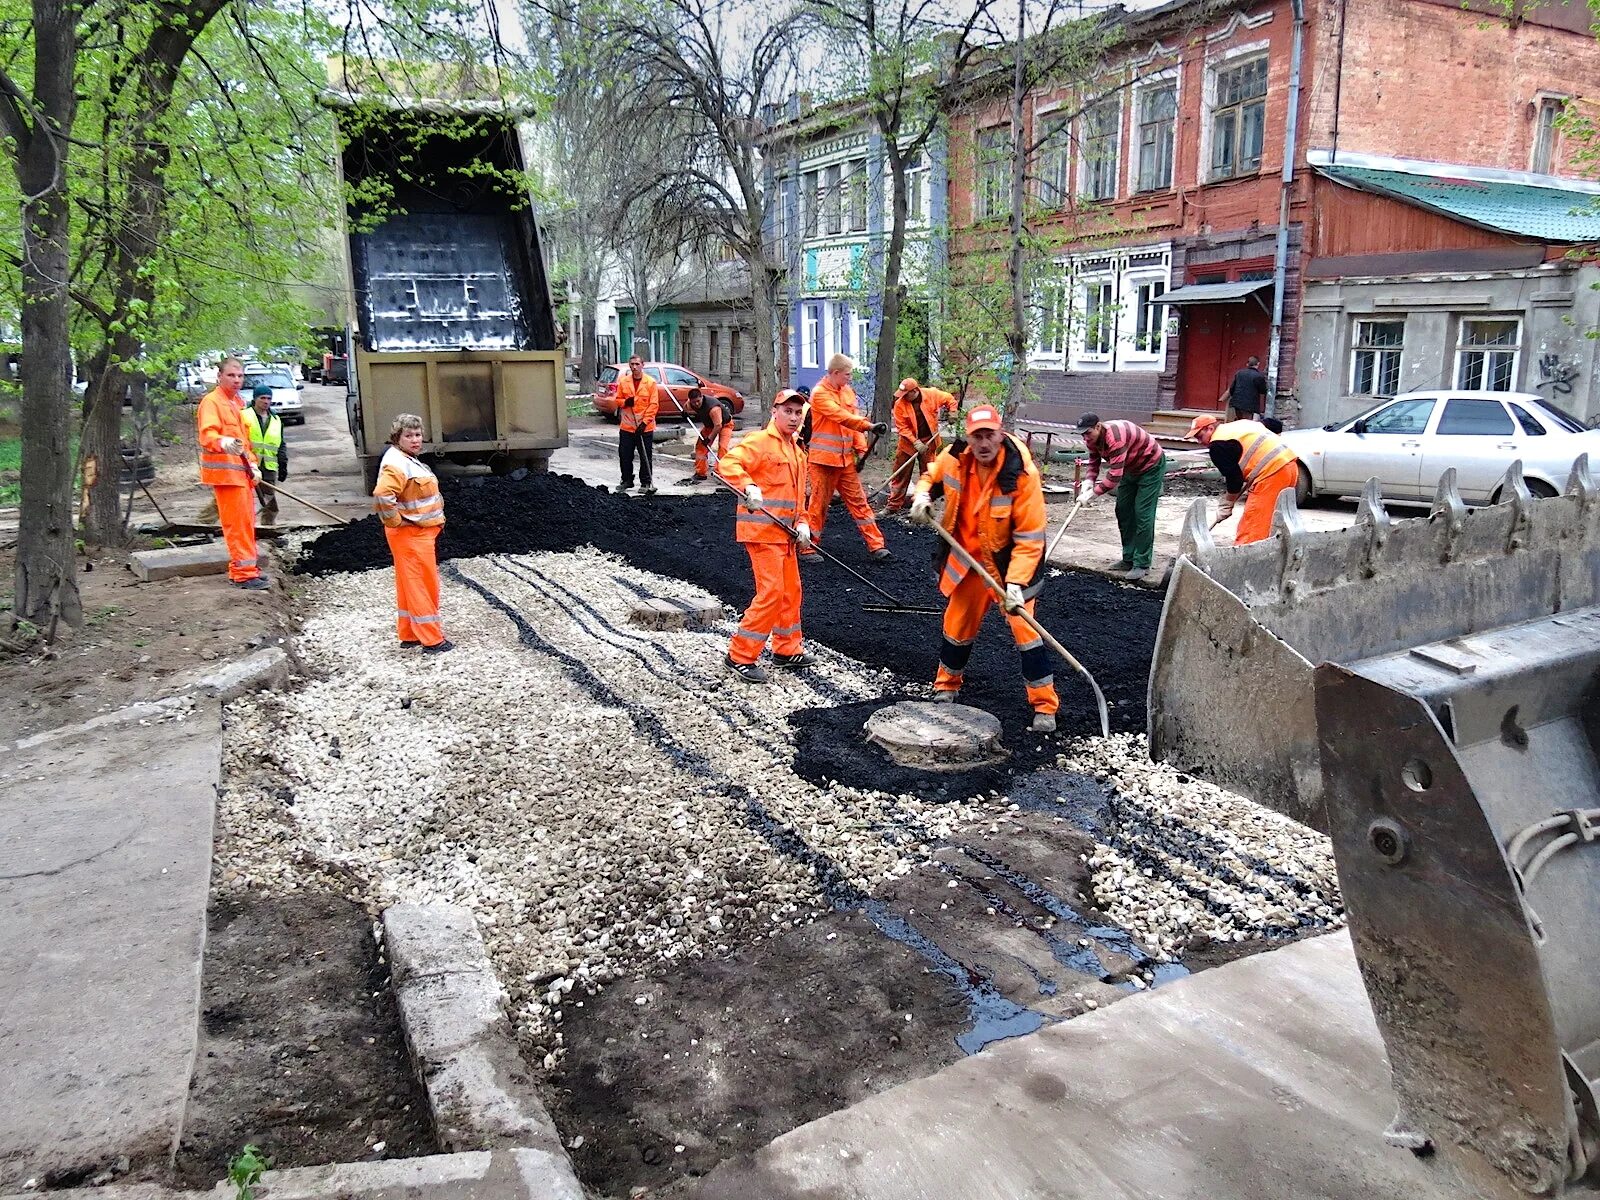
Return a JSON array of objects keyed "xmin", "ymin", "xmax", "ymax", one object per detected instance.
[{"xmin": 1266, "ymin": 0, "xmax": 1307, "ymax": 417}]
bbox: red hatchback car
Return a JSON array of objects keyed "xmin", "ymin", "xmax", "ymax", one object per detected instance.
[{"xmin": 593, "ymin": 362, "xmax": 745, "ymax": 423}]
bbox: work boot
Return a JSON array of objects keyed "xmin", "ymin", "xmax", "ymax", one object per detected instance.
[
  {"xmin": 1125, "ymin": 566, "xmax": 1149, "ymax": 582},
  {"xmin": 400, "ymin": 639, "xmax": 421, "ymax": 648},
  {"xmin": 1031, "ymin": 712, "xmax": 1057, "ymax": 733},
  {"xmin": 641, "ymin": 485, "xmax": 658, "ymax": 496},
  {"xmin": 615, "ymin": 483, "xmax": 633, "ymax": 495},
  {"xmin": 931, "ymin": 690, "xmax": 957, "ymax": 704},
  {"xmin": 798, "ymin": 552, "xmax": 821, "ymax": 566},
  {"xmin": 869, "ymin": 548, "xmax": 893, "ymax": 562},
  {"xmin": 725, "ymin": 656, "xmax": 768, "ymax": 683},
  {"xmin": 422, "ymin": 639, "xmax": 456, "ymax": 655},
  {"xmin": 680, "ymin": 475, "xmax": 704, "ymax": 486},
  {"xmin": 234, "ymin": 577, "xmax": 270, "ymax": 592},
  {"xmin": 772, "ymin": 651, "xmax": 814, "ymax": 669},
  {"xmin": 1112, "ymin": 559, "xmax": 1132, "ymax": 572}
]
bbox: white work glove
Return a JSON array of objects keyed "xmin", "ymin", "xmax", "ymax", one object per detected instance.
[
  {"xmin": 909, "ymin": 491, "xmax": 933, "ymax": 524},
  {"xmin": 1004, "ymin": 583, "xmax": 1025, "ymax": 613},
  {"xmin": 1076, "ymin": 481, "xmax": 1097, "ymax": 506},
  {"xmin": 743, "ymin": 483, "xmax": 764, "ymax": 508},
  {"xmin": 913, "ymin": 439, "xmax": 929, "ymax": 454},
  {"xmin": 1215, "ymin": 493, "xmax": 1238, "ymax": 522},
  {"xmin": 248, "ymin": 461, "xmax": 263, "ymax": 485},
  {"xmin": 794, "ymin": 521, "xmax": 812, "ymax": 550},
  {"xmin": 218, "ymin": 436, "xmax": 245, "ymax": 456}
]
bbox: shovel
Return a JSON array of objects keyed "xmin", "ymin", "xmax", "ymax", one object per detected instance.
[
  {"xmin": 922, "ymin": 517, "xmax": 1111, "ymax": 737},
  {"xmin": 258, "ymin": 479, "xmax": 352, "ymax": 526},
  {"xmin": 1044, "ymin": 500, "xmax": 1084, "ymax": 561},
  {"xmin": 709, "ymin": 473, "xmax": 941, "ymax": 615}
]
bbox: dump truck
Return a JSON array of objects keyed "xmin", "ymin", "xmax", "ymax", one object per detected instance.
[
  {"xmin": 328, "ymin": 87, "xmax": 566, "ymax": 491},
  {"xmin": 1148, "ymin": 459, "xmax": 1600, "ymax": 1197}
]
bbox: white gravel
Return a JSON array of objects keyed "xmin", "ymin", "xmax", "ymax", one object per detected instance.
[{"xmin": 219, "ymin": 547, "xmax": 1343, "ymax": 1066}]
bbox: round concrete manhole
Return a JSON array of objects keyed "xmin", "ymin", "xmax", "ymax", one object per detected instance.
[{"xmin": 863, "ymin": 701, "xmax": 1008, "ymax": 771}]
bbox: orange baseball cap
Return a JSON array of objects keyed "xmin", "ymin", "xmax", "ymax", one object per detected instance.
[
  {"xmin": 1187, "ymin": 414, "xmax": 1221, "ymax": 440},
  {"xmin": 897, "ymin": 377, "xmax": 920, "ymax": 394},
  {"xmin": 965, "ymin": 406, "xmax": 1002, "ymax": 434},
  {"xmin": 773, "ymin": 388, "xmax": 806, "ymax": 408}
]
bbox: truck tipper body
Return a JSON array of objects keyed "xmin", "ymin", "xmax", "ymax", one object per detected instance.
[{"xmin": 331, "ymin": 96, "xmax": 567, "ymax": 490}]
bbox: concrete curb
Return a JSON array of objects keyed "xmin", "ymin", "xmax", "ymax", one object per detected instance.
[{"xmin": 382, "ymin": 902, "xmax": 580, "ymax": 1195}]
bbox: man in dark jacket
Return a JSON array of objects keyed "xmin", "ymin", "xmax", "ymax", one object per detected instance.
[{"xmin": 1220, "ymin": 355, "xmax": 1268, "ymax": 422}]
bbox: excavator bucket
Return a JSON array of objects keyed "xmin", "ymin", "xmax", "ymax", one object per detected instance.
[{"xmin": 1148, "ymin": 457, "xmax": 1600, "ymax": 1196}]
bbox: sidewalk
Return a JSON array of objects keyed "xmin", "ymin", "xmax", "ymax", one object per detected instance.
[{"xmin": 0, "ymin": 700, "xmax": 221, "ymax": 1188}]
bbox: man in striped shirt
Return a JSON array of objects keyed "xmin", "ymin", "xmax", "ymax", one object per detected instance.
[{"xmin": 1075, "ymin": 413, "xmax": 1168, "ymax": 582}]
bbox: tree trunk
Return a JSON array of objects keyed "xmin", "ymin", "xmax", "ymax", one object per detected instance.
[
  {"xmin": 15, "ymin": 160, "xmax": 83, "ymax": 630},
  {"xmin": 871, "ymin": 144, "xmax": 911, "ymax": 426},
  {"xmin": 749, "ymin": 253, "xmax": 776, "ymax": 405},
  {"xmin": 1004, "ymin": 3, "xmax": 1030, "ymax": 420},
  {"xmin": 80, "ymin": 347, "xmax": 132, "ymax": 546},
  {"xmin": 577, "ymin": 262, "xmax": 600, "ymax": 394}
]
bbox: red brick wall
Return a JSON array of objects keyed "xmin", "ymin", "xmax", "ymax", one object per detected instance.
[{"xmin": 1303, "ymin": 0, "xmax": 1599, "ymax": 175}]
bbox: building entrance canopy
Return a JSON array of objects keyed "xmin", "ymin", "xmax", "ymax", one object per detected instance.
[{"xmin": 1161, "ymin": 280, "xmax": 1274, "ymax": 306}]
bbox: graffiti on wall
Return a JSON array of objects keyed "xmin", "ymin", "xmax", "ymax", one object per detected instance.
[{"xmin": 1536, "ymin": 352, "xmax": 1578, "ymax": 396}]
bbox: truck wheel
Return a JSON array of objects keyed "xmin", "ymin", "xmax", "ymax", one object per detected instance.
[
  {"xmin": 525, "ymin": 452, "xmax": 551, "ymax": 474},
  {"xmin": 489, "ymin": 453, "xmax": 515, "ymax": 477}
]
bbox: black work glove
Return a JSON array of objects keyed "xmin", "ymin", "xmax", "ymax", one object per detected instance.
[
  {"xmin": 278, "ymin": 464, "xmax": 288, "ymax": 482},
  {"xmin": 871, "ymin": 422, "xmax": 888, "ymax": 436},
  {"xmin": 624, "ymin": 397, "xmax": 635, "ymax": 408}
]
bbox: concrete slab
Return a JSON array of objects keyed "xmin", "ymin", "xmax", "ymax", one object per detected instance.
[
  {"xmin": 382, "ymin": 904, "xmax": 576, "ymax": 1181},
  {"xmin": 691, "ymin": 932, "xmax": 1478, "ymax": 1200},
  {"xmin": 129, "ymin": 543, "xmax": 230, "ymax": 581},
  {"xmin": 0, "ymin": 699, "xmax": 221, "ymax": 1188},
  {"xmin": 163, "ymin": 647, "xmax": 291, "ymax": 703},
  {"xmin": 864, "ymin": 701, "xmax": 1005, "ymax": 769},
  {"xmin": 627, "ymin": 596, "xmax": 723, "ymax": 631}
]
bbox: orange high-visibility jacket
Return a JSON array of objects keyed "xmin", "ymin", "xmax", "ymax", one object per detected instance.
[
  {"xmin": 373, "ymin": 446, "xmax": 446, "ymax": 528},
  {"xmin": 1211, "ymin": 421, "xmax": 1297, "ymax": 493},
  {"xmin": 806, "ymin": 377, "xmax": 874, "ymax": 468},
  {"xmin": 918, "ymin": 434, "xmax": 1047, "ymax": 598},
  {"xmin": 196, "ymin": 386, "xmax": 257, "ymax": 486},
  {"xmin": 616, "ymin": 373, "xmax": 660, "ymax": 433},
  {"xmin": 893, "ymin": 386, "xmax": 958, "ymax": 447},
  {"xmin": 717, "ymin": 420, "xmax": 807, "ymax": 544}
]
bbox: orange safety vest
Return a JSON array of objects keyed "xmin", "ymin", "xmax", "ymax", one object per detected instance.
[
  {"xmin": 373, "ymin": 446, "xmax": 446, "ymax": 527},
  {"xmin": 1211, "ymin": 421, "xmax": 1297, "ymax": 489},
  {"xmin": 806, "ymin": 377, "xmax": 874, "ymax": 468},
  {"xmin": 716, "ymin": 421, "xmax": 808, "ymax": 544},
  {"xmin": 894, "ymin": 386, "xmax": 958, "ymax": 448},
  {"xmin": 920, "ymin": 434, "xmax": 1048, "ymax": 598},
  {"xmin": 616, "ymin": 373, "xmax": 660, "ymax": 433},
  {"xmin": 196, "ymin": 386, "xmax": 257, "ymax": 486}
]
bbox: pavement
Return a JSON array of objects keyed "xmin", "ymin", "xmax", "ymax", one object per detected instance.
[
  {"xmin": 0, "ymin": 698, "xmax": 222, "ymax": 1189},
  {"xmin": 691, "ymin": 930, "xmax": 1475, "ymax": 1200}
]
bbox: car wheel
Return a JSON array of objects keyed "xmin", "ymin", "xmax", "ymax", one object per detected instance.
[
  {"xmin": 1293, "ymin": 461, "xmax": 1314, "ymax": 507},
  {"xmin": 1490, "ymin": 478, "xmax": 1558, "ymax": 503}
]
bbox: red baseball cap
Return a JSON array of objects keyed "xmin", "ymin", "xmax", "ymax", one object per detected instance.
[{"xmin": 965, "ymin": 406, "xmax": 1002, "ymax": 434}]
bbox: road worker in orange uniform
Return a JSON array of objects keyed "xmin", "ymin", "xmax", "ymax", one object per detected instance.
[
  {"xmin": 196, "ymin": 357, "xmax": 267, "ymax": 590},
  {"xmin": 910, "ymin": 405, "xmax": 1059, "ymax": 732},
  {"xmin": 616, "ymin": 355, "xmax": 660, "ymax": 495},
  {"xmin": 374, "ymin": 413, "xmax": 452, "ymax": 654},
  {"xmin": 1188, "ymin": 414, "xmax": 1300, "ymax": 545},
  {"xmin": 801, "ymin": 352, "xmax": 890, "ymax": 563},
  {"xmin": 685, "ymin": 387, "xmax": 734, "ymax": 483},
  {"xmin": 885, "ymin": 377, "xmax": 959, "ymax": 513},
  {"xmin": 716, "ymin": 389, "xmax": 812, "ymax": 683}
]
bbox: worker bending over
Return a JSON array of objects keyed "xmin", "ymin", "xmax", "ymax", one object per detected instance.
[
  {"xmin": 884, "ymin": 377, "xmax": 958, "ymax": 514},
  {"xmin": 716, "ymin": 389, "xmax": 813, "ymax": 683},
  {"xmin": 911, "ymin": 406, "xmax": 1059, "ymax": 733},
  {"xmin": 1075, "ymin": 413, "xmax": 1168, "ymax": 581},
  {"xmin": 684, "ymin": 387, "xmax": 734, "ymax": 484},
  {"xmin": 374, "ymin": 414, "xmax": 451, "ymax": 653},
  {"xmin": 1187, "ymin": 414, "xmax": 1300, "ymax": 545},
  {"xmin": 196, "ymin": 357, "xmax": 267, "ymax": 590},
  {"xmin": 615, "ymin": 355, "xmax": 660, "ymax": 495},
  {"xmin": 802, "ymin": 353, "xmax": 890, "ymax": 563}
]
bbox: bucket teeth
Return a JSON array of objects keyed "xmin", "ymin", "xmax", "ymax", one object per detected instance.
[
  {"xmin": 1498, "ymin": 459, "xmax": 1533, "ymax": 550},
  {"xmin": 1178, "ymin": 498, "xmax": 1215, "ymax": 561},
  {"xmin": 1430, "ymin": 468, "xmax": 1468, "ymax": 562},
  {"xmin": 1566, "ymin": 452, "xmax": 1596, "ymax": 507},
  {"xmin": 1356, "ymin": 478, "xmax": 1390, "ymax": 530}
]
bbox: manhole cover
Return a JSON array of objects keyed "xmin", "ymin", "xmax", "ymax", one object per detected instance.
[{"xmin": 864, "ymin": 701, "xmax": 1008, "ymax": 770}]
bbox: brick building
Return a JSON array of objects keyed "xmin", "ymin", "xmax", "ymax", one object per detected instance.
[{"xmin": 944, "ymin": 0, "xmax": 1599, "ymax": 430}]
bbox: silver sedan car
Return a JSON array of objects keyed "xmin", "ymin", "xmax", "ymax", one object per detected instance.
[{"xmin": 1283, "ymin": 390, "xmax": 1600, "ymax": 505}]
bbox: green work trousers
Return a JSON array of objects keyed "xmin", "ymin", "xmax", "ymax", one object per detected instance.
[{"xmin": 1113, "ymin": 455, "xmax": 1167, "ymax": 569}]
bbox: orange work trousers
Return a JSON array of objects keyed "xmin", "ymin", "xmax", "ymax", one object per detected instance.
[
  {"xmin": 694, "ymin": 425, "xmax": 733, "ymax": 479},
  {"xmin": 885, "ymin": 440, "xmax": 939, "ymax": 510},
  {"xmin": 802, "ymin": 462, "xmax": 885, "ymax": 556},
  {"xmin": 386, "ymin": 524, "xmax": 446, "ymax": 646},
  {"xmin": 213, "ymin": 484, "xmax": 260, "ymax": 583},
  {"xmin": 1235, "ymin": 462, "xmax": 1298, "ymax": 545},
  {"xmin": 729, "ymin": 542, "xmax": 802, "ymax": 664},
  {"xmin": 934, "ymin": 570, "xmax": 1059, "ymax": 714}
]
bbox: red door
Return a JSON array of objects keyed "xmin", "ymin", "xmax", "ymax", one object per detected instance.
[{"xmin": 1176, "ymin": 303, "xmax": 1271, "ymax": 410}]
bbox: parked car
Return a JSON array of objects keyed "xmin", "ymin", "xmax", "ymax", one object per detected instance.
[
  {"xmin": 1282, "ymin": 391, "xmax": 1600, "ymax": 506},
  {"xmin": 244, "ymin": 366, "xmax": 305, "ymax": 424},
  {"xmin": 592, "ymin": 362, "xmax": 745, "ymax": 423}
]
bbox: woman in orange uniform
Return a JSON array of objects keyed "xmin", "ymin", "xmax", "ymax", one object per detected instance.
[
  {"xmin": 373, "ymin": 414, "xmax": 452, "ymax": 653},
  {"xmin": 716, "ymin": 389, "xmax": 812, "ymax": 683}
]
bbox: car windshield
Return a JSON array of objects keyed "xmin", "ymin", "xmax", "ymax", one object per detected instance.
[
  {"xmin": 1532, "ymin": 400, "xmax": 1589, "ymax": 433},
  {"xmin": 248, "ymin": 373, "xmax": 293, "ymax": 389},
  {"xmin": 598, "ymin": 366, "xmax": 619, "ymax": 384}
]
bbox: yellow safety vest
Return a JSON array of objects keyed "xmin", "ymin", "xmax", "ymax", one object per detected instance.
[
  {"xmin": 1211, "ymin": 421, "xmax": 1296, "ymax": 488},
  {"xmin": 242, "ymin": 407, "xmax": 283, "ymax": 474}
]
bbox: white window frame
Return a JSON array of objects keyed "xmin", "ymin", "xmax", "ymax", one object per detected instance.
[
  {"xmin": 831, "ymin": 303, "xmax": 848, "ymax": 358},
  {"xmin": 1130, "ymin": 75, "xmax": 1179, "ymax": 194},
  {"xmin": 1036, "ymin": 109, "xmax": 1071, "ymax": 209},
  {"xmin": 801, "ymin": 303, "xmax": 820, "ymax": 369},
  {"xmin": 1455, "ymin": 317, "xmax": 1522, "ymax": 392},
  {"xmin": 976, "ymin": 125, "xmax": 1011, "ymax": 220},
  {"xmin": 1123, "ymin": 274, "xmax": 1169, "ymax": 364},
  {"xmin": 1078, "ymin": 98, "xmax": 1122, "ymax": 202},
  {"xmin": 1200, "ymin": 42, "xmax": 1270, "ymax": 184},
  {"xmin": 853, "ymin": 311, "xmax": 871, "ymax": 360},
  {"xmin": 1349, "ymin": 318, "xmax": 1405, "ymax": 397},
  {"xmin": 1072, "ymin": 276, "xmax": 1117, "ymax": 368},
  {"xmin": 905, "ymin": 153, "xmax": 930, "ymax": 226},
  {"xmin": 847, "ymin": 158, "xmax": 869, "ymax": 232},
  {"xmin": 802, "ymin": 170, "xmax": 819, "ymax": 238},
  {"xmin": 1028, "ymin": 271, "xmax": 1071, "ymax": 365}
]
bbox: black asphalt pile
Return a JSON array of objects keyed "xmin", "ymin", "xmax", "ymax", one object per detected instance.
[{"xmin": 297, "ymin": 472, "xmax": 1162, "ymax": 740}]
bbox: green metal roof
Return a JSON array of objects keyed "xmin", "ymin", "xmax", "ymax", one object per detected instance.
[{"xmin": 1317, "ymin": 163, "xmax": 1600, "ymax": 244}]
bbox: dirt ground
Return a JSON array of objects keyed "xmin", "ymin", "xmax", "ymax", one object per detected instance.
[{"xmin": 173, "ymin": 891, "xmax": 435, "ymax": 1186}]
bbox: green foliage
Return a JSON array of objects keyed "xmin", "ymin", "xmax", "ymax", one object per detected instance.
[
  {"xmin": 227, "ymin": 1144, "xmax": 269, "ymax": 1200},
  {"xmin": 0, "ymin": 433, "xmax": 19, "ymax": 505}
]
